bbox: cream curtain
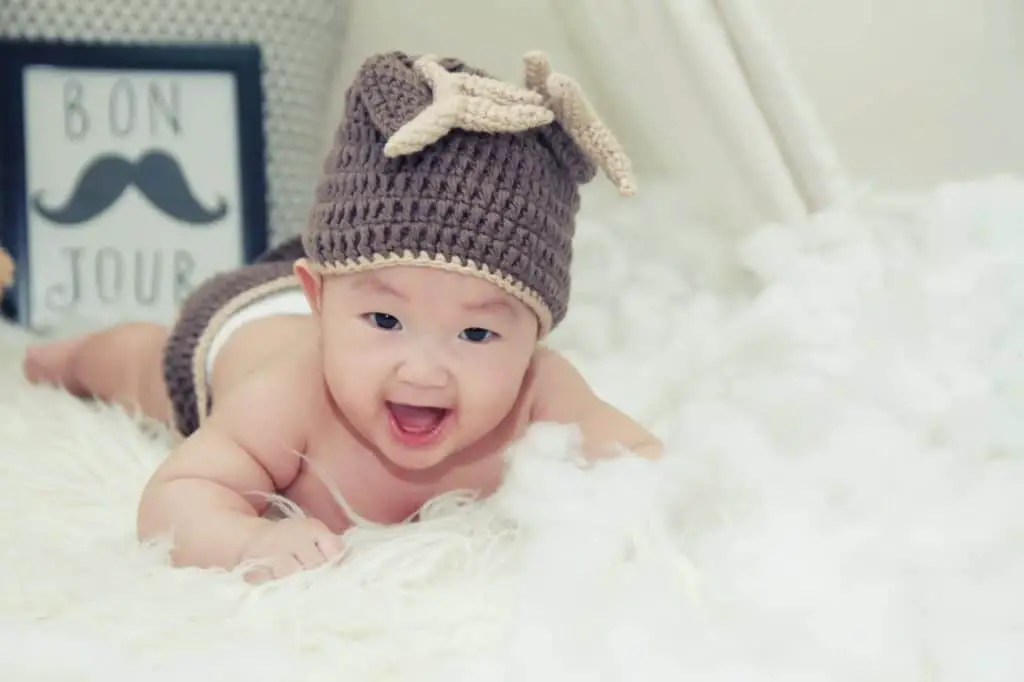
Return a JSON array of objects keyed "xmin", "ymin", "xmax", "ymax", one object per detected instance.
[{"xmin": 552, "ymin": 0, "xmax": 853, "ymax": 230}]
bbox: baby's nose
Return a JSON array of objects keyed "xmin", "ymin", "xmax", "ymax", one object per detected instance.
[{"xmin": 396, "ymin": 355, "xmax": 450, "ymax": 388}]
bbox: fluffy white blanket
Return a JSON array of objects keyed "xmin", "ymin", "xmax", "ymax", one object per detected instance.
[{"xmin": 0, "ymin": 177, "xmax": 1022, "ymax": 681}]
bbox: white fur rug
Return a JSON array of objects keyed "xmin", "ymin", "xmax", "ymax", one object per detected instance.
[{"xmin": 1, "ymin": 176, "xmax": 1023, "ymax": 681}]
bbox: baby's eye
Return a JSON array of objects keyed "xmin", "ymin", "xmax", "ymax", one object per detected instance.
[
  {"xmin": 365, "ymin": 312, "xmax": 401, "ymax": 331},
  {"xmin": 460, "ymin": 327, "xmax": 494, "ymax": 343}
]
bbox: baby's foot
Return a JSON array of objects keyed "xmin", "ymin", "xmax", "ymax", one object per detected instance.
[{"xmin": 23, "ymin": 337, "xmax": 85, "ymax": 389}]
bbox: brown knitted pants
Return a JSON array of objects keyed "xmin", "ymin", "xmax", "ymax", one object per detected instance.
[{"xmin": 162, "ymin": 236, "xmax": 306, "ymax": 437}]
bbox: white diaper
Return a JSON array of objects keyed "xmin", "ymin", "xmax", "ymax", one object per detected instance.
[{"xmin": 204, "ymin": 287, "xmax": 310, "ymax": 382}]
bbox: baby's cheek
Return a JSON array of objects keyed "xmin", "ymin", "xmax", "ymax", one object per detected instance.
[
  {"xmin": 464, "ymin": 364, "xmax": 525, "ymax": 414},
  {"xmin": 321, "ymin": 346, "xmax": 372, "ymax": 400},
  {"xmin": 331, "ymin": 358, "xmax": 374, "ymax": 396}
]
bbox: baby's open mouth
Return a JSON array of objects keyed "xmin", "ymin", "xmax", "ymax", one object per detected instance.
[{"xmin": 386, "ymin": 402, "xmax": 452, "ymax": 445}]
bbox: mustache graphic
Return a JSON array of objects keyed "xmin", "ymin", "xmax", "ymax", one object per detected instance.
[{"xmin": 31, "ymin": 149, "xmax": 228, "ymax": 226}]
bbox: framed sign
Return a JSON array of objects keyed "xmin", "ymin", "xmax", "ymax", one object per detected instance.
[{"xmin": 0, "ymin": 40, "xmax": 269, "ymax": 330}]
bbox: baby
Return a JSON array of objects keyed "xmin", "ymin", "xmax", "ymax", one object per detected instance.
[{"xmin": 23, "ymin": 51, "xmax": 661, "ymax": 582}]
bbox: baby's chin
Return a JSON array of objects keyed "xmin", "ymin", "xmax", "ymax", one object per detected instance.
[{"xmin": 378, "ymin": 446, "xmax": 455, "ymax": 473}]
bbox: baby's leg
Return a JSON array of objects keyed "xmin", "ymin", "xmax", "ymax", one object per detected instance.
[{"xmin": 24, "ymin": 322, "xmax": 173, "ymax": 425}]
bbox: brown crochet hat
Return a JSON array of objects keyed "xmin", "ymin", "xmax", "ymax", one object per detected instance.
[{"xmin": 301, "ymin": 50, "xmax": 634, "ymax": 335}]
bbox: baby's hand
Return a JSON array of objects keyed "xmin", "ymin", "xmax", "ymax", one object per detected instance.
[{"xmin": 239, "ymin": 517, "xmax": 344, "ymax": 583}]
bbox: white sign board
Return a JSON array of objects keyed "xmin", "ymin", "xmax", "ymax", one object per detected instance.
[{"xmin": 0, "ymin": 42, "xmax": 268, "ymax": 331}]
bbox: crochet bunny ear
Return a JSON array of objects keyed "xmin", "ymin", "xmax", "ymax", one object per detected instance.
[
  {"xmin": 355, "ymin": 52, "xmax": 432, "ymax": 138},
  {"xmin": 355, "ymin": 52, "xmax": 486, "ymax": 138}
]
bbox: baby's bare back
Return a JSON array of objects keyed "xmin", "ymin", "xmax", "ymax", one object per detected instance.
[{"xmin": 208, "ymin": 314, "xmax": 511, "ymax": 533}]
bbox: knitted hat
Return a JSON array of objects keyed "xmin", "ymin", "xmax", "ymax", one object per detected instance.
[{"xmin": 301, "ymin": 50, "xmax": 634, "ymax": 335}]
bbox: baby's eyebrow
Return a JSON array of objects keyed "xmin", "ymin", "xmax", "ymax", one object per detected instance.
[
  {"xmin": 352, "ymin": 273, "xmax": 407, "ymax": 300},
  {"xmin": 462, "ymin": 298, "xmax": 515, "ymax": 315}
]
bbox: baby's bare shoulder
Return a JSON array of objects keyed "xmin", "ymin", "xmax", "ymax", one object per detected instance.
[
  {"xmin": 527, "ymin": 346, "xmax": 587, "ymax": 404},
  {"xmin": 208, "ymin": 340, "xmax": 327, "ymax": 457}
]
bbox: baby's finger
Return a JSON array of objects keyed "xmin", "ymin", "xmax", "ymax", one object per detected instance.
[
  {"xmin": 313, "ymin": 529, "xmax": 345, "ymax": 560},
  {"xmin": 292, "ymin": 538, "xmax": 329, "ymax": 569},
  {"xmin": 242, "ymin": 553, "xmax": 299, "ymax": 584},
  {"xmin": 269, "ymin": 553, "xmax": 304, "ymax": 580},
  {"xmin": 242, "ymin": 563, "xmax": 274, "ymax": 585}
]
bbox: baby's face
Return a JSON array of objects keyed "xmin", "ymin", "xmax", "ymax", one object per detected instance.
[{"xmin": 312, "ymin": 266, "xmax": 539, "ymax": 471}]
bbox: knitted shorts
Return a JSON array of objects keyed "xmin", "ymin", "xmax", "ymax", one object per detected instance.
[{"xmin": 162, "ymin": 236, "xmax": 307, "ymax": 437}]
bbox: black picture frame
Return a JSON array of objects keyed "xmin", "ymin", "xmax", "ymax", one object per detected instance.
[{"xmin": 0, "ymin": 39, "xmax": 269, "ymax": 327}]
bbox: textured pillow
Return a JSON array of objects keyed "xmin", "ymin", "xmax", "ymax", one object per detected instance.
[{"xmin": 0, "ymin": 0, "xmax": 350, "ymax": 245}]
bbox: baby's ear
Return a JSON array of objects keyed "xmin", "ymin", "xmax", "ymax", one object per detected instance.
[{"xmin": 293, "ymin": 259, "xmax": 323, "ymax": 316}]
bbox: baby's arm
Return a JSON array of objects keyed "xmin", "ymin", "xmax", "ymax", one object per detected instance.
[
  {"xmin": 136, "ymin": 356, "xmax": 313, "ymax": 570},
  {"xmin": 530, "ymin": 348, "xmax": 663, "ymax": 460}
]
